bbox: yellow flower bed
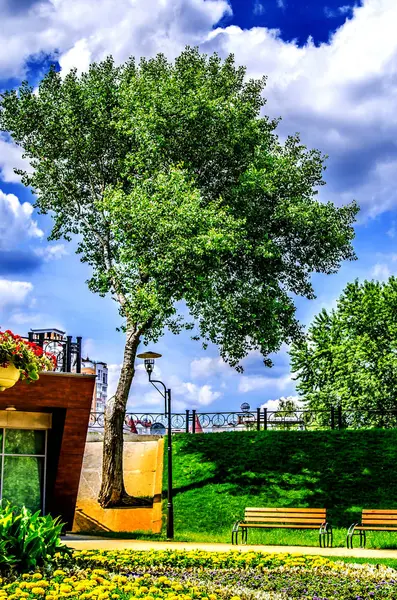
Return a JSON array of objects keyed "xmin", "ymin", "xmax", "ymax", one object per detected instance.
[
  {"xmin": 67, "ymin": 549, "xmax": 337, "ymax": 572},
  {"xmin": 2, "ymin": 570, "xmax": 227, "ymax": 600},
  {"xmin": 1, "ymin": 550, "xmax": 396, "ymax": 600}
]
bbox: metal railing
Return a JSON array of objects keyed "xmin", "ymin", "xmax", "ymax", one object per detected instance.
[{"xmin": 88, "ymin": 407, "xmax": 397, "ymax": 434}]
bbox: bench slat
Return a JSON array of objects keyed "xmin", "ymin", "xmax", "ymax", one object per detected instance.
[
  {"xmin": 245, "ymin": 507, "xmax": 325, "ymax": 513},
  {"xmin": 244, "ymin": 517, "xmax": 324, "ymax": 524},
  {"xmin": 245, "ymin": 511, "xmax": 325, "ymax": 517},
  {"xmin": 363, "ymin": 513, "xmax": 397, "ymax": 518},
  {"xmin": 362, "ymin": 517, "xmax": 397, "ymax": 521},
  {"xmin": 355, "ymin": 525, "xmax": 397, "ymax": 531},
  {"xmin": 240, "ymin": 524, "xmax": 321, "ymax": 529},
  {"xmin": 362, "ymin": 519, "xmax": 397, "ymax": 526},
  {"xmin": 362, "ymin": 510, "xmax": 397, "ymax": 515}
]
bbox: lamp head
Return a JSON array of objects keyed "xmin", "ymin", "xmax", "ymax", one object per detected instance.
[{"xmin": 137, "ymin": 351, "xmax": 162, "ymax": 375}]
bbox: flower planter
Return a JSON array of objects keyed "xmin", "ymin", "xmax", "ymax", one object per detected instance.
[
  {"xmin": 0, "ymin": 329, "xmax": 56, "ymax": 388},
  {"xmin": 0, "ymin": 363, "xmax": 20, "ymax": 391}
]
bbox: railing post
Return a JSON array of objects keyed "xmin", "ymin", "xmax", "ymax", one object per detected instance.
[
  {"xmin": 66, "ymin": 335, "xmax": 72, "ymax": 372},
  {"xmin": 185, "ymin": 410, "xmax": 190, "ymax": 434},
  {"xmin": 263, "ymin": 407, "xmax": 268, "ymax": 431},
  {"xmin": 76, "ymin": 336, "xmax": 82, "ymax": 373},
  {"xmin": 192, "ymin": 409, "xmax": 196, "ymax": 434},
  {"xmin": 337, "ymin": 405, "xmax": 343, "ymax": 430},
  {"xmin": 256, "ymin": 408, "xmax": 261, "ymax": 431},
  {"xmin": 331, "ymin": 406, "xmax": 335, "ymax": 430}
]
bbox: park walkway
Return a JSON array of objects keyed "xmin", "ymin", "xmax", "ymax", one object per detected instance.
[{"xmin": 64, "ymin": 536, "xmax": 397, "ymax": 559}]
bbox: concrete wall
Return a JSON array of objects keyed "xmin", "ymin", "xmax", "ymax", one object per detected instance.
[{"xmin": 72, "ymin": 436, "xmax": 164, "ymax": 534}]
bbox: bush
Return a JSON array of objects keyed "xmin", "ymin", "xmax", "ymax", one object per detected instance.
[{"xmin": 0, "ymin": 504, "xmax": 68, "ymax": 572}]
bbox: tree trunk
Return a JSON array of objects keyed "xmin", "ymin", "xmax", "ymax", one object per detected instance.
[{"xmin": 98, "ymin": 326, "xmax": 147, "ymax": 508}]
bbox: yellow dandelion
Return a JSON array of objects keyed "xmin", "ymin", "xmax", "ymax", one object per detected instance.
[{"xmin": 31, "ymin": 588, "xmax": 46, "ymax": 596}]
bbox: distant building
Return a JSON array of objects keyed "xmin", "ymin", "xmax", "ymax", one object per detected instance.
[
  {"xmin": 81, "ymin": 358, "xmax": 108, "ymax": 412},
  {"xmin": 30, "ymin": 327, "xmax": 66, "ymax": 342},
  {"xmin": 29, "ymin": 328, "xmax": 106, "ymax": 410},
  {"xmin": 29, "ymin": 328, "xmax": 82, "ymax": 373}
]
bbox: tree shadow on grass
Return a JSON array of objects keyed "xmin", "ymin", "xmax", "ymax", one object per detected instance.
[{"xmin": 170, "ymin": 430, "xmax": 397, "ymax": 527}]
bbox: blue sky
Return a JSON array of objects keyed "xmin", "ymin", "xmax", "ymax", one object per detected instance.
[{"xmin": 0, "ymin": 0, "xmax": 396, "ymax": 413}]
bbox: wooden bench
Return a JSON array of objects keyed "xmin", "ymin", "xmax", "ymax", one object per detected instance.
[
  {"xmin": 347, "ymin": 509, "xmax": 397, "ymax": 548},
  {"xmin": 232, "ymin": 507, "xmax": 332, "ymax": 547}
]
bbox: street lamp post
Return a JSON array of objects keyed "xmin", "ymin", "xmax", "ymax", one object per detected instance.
[{"xmin": 137, "ymin": 351, "xmax": 174, "ymax": 539}]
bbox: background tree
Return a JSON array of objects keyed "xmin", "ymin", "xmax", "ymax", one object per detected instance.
[
  {"xmin": 0, "ymin": 48, "xmax": 358, "ymax": 507},
  {"xmin": 290, "ymin": 278, "xmax": 397, "ymax": 427},
  {"xmin": 272, "ymin": 396, "xmax": 302, "ymax": 430}
]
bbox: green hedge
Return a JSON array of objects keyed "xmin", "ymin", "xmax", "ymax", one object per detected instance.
[{"xmin": 165, "ymin": 430, "xmax": 397, "ymax": 532}]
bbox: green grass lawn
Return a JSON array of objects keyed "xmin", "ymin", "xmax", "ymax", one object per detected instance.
[
  {"xmin": 169, "ymin": 526, "xmax": 397, "ymax": 549},
  {"xmin": 161, "ymin": 429, "xmax": 397, "ymax": 549}
]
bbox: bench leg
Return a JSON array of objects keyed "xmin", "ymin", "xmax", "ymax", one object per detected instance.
[
  {"xmin": 242, "ymin": 526, "xmax": 248, "ymax": 544},
  {"xmin": 360, "ymin": 529, "xmax": 366, "ymax": 549},
  {"xmin": 346, "ymin": 523, "xmax": 358, "ymax": 549},
  {"xmin": 231, "ymin": 521, "xmax": 240, "ymax": 545},
  {"xmin": 324, "ymin": 523, "xmax": 333, "ymax": 548},
  {"xmin": 319, "ymin": 522, "xmax": 332, "ymax": 547}
]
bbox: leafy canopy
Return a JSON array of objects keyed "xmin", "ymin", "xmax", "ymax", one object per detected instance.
[
  {"xmin": 0, "ymin": 47, "xmax": 358, "ymax": 368},
  {"xmin": 290, "ymin": 278, "xmax": 397, "ymax": 423}
]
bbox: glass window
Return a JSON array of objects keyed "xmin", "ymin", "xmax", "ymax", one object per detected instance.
[
  {"xmin": 2, "ymin": 456, "xmax": 44, "ymax": 513},
  {"xmin": 4, "ymin": 429, "xmax": 45, "ymax": 455},
  {"xmin": 0, "ymin": 428, "xmax": 47, "ymax": 514}
]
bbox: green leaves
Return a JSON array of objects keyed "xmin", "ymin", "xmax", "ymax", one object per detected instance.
[
  {"xmin": 0, "ymin": 504, "xmax": 67, "ymax": 573},
  {"xmin": 291, "ymin": 277, "xmax": 397, "ymax": 423},
  {"xmin": 0, "ymin": 47, "xmax": 358, "ymax": 369}
]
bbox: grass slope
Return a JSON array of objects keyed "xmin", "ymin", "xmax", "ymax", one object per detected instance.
[{"xmin": 164, "ymin": 430, "xmax": 397, "ymax": 548}]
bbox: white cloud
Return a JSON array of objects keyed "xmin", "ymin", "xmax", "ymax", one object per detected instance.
[
  {"xmin": 0, "ymin": 1, "xmax": 397, "ymax": 220},
  {"xmin": 59, "ymin": 38, "xmax": 92, "ymax": 77},
  {"xmin": 33, "ymin": 244, "xmax": 68, "ymax": 261},
  {"xmin": 169, "ymin": 375, "xmax": 222, "ymax": 408},
  {"xmin": 371, "ymin": 263, "xmax": 392, "ymax": 280},
  {"xmin": 190, "ymin": 355, "xmax": 229, "ymax": 378},
  {"xmin": 0, "ymin": 189, "xmax": 43, "ymax": 249},
  {"xmin": 339, "ymin": 5, "xmax": 352, "ymax": 15},
  {"xmin": 0, "ymin": 136, "xmax": 30, "ymax": 184},
  {"xmin": 260, "ymin": 395, "xmax": 302, "ymax": 411},
  {"xmin": 324, "ymin": 7, "xmax": 337, "ymax": 18},
  {"xmin": 107, "ymin": 363, "xmax": 121, "ymax": 398},
  {"xmin": 253, "ymin": 2, "xmax": 265, "ymax": 16},
  {"xmin": 0, "ymin": 0, "xmax": 231, "ymax": 80},
  {"xmin": 203, "ymin": 0, "xmax": 397, "ymax": 216},
  {"xmin": 6, "ymin": 312, "xmax": 65, "ymax": 334},
  {"xmin": 0, "ymin": 279, "xmax": 33, "ymax": 311},
  {"xmin": 82, "ymin": 337, "xmax": 97, "ymax": 359},
  {"xmin": 238, "ymin": 373, "xmax": 293, "ymax": 393},
  {"xmin": 324, "ymin": 6, "xmax": 351, "ymax": 18}
]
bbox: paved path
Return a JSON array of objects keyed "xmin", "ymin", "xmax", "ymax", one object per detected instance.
[{"xmin": 64, "ymin": 536, "xmax": 397, "ymax": 559}]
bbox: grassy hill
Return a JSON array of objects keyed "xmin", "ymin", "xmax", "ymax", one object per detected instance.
[{"xmin": 164, "ymin": 430, "xmax": 397, "ymax": 547}]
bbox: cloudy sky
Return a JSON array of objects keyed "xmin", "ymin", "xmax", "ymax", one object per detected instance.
[{"xmin": 0, "ymin": 0, "xmax": 396, "ymax": 413}]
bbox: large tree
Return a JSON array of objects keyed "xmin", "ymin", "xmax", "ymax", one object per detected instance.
[
  {"xmin": 290, "ymin": 278, "xmax": 397, "ymax": 427},
  {"xmin": 0, "ymin": 48, "xmax": 358, "ymax": 507}
]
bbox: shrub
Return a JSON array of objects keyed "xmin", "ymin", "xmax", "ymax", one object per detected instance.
[{"xmin": 0, "ymin": 504, "xmax": 68, "ymax": 572}]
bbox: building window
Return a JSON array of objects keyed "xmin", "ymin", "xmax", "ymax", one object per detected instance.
[
  {"xmin": 0, "ymin": 429, "xmax": 47, "ymax": 513},
  {"xmin": 103, "ymin": 373, "xmax": 107, "ymax": 384}
]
